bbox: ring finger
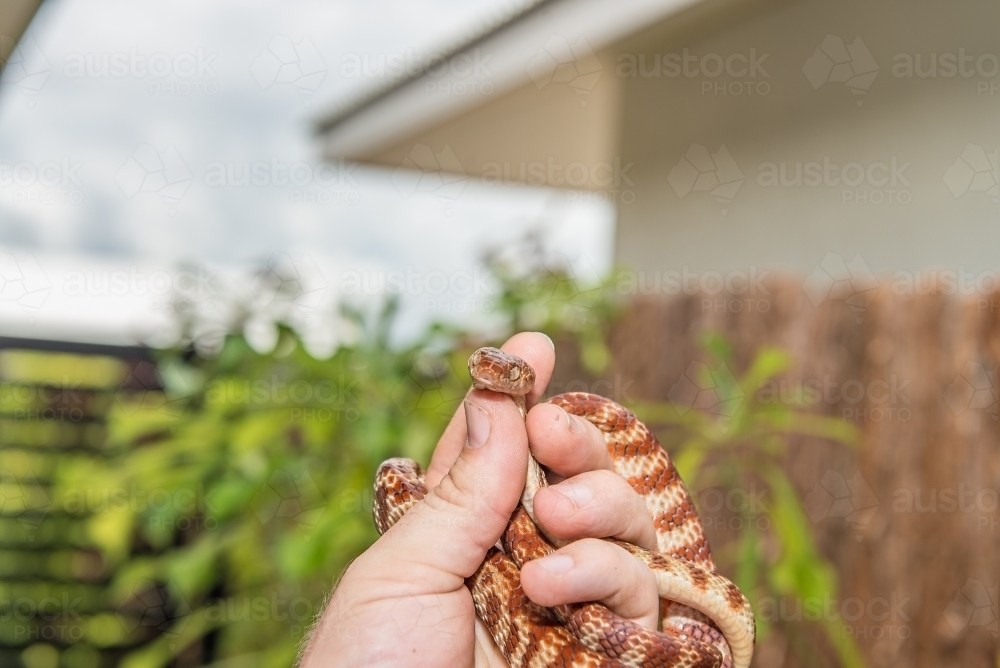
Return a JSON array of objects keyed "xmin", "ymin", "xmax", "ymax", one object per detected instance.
[{"xmin": 519, "ymin": 538, "xmax": 659, "ymax": 630}]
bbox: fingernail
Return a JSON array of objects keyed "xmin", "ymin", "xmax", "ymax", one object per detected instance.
[
  {"xmin": 564, "ymin": 410, "xmax": 585, "ymax": 434},
  {"xmin": 537, "ymin": 332, "xmax": 555, "ymax": 350},
  {"xmin": 464, "ymin": 400, "xmax": 491, "ymax": 449},
  {"xmin": 553, "ymin": 482, "xmax": 593, "ymax": 508},
  {"xmin": 536, "ymin": 553, "xmax": 574, "ymax": 575}
]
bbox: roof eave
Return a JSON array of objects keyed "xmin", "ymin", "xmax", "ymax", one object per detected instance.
[{"xmin": 316, "ymin": 0, "xmax": 709, "ymax": 161}]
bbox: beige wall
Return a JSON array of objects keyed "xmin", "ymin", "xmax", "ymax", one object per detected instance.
[
  {"xmin": 614, "ymin": 0, "xmax": 1000, "ymax": 275},
  {"xmin": 368, "ymin": 49, "xmax": 625, "ymax": 192}
]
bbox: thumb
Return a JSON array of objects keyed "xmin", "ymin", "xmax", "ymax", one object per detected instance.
[{"xmin": 379, "ymin": 389, "xmax": 528, "ymax": 580}]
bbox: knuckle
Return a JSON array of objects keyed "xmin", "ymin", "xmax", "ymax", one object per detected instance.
[
  {"xmin": 426, "ymin": 455, "xmax": 480, "ymax": 512},
  {"xmin": 573, "ymin": 537, "xmax": 619, "ymax": 564},
  {"xmin": 586, "ymin": 474, "xmax": 634, "ymax": 514},
  {"xmin": 426, "ymin": 470, "xmax": 470, "ymax": 513},
  {"xmin": 425, "ymin": 459, "xmax": 507, "ymax": 529}
]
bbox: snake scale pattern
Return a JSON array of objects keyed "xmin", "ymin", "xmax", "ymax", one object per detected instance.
[{"xmin": 374, "ymin": 347, "xmax": 755, "ymax": 668}]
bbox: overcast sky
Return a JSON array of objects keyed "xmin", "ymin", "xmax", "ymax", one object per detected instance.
[{"xmin": 0, "ymin": 0, "xmax": 613, "ymax": 351}]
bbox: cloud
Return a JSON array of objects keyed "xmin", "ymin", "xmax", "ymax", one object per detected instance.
[{"xmin": 0, "ymin": 0, "xmax": 614, "ymax": 345}]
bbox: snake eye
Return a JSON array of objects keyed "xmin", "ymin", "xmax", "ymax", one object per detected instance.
[{"xmin": 508, "ymin": 367, "xmax": 520, "ymax": 381}]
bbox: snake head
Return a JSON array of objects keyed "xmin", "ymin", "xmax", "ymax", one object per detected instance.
[{"xmin": 468, "ymin": 347, "xmax": 536, "ymax": 396}]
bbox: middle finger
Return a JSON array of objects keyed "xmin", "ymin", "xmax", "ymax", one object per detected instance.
[
  {"xmin": 532, "ymin": 470, "xmax": 659, "ymax": 551},
  {"xmin": 526, "ymin": 403, "xmax": 614, "ymax": 482}
]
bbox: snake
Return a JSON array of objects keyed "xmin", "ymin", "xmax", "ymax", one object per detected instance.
[{"xmin": 374, "ymin": 346, "xmax": 756, "ymax": 668}]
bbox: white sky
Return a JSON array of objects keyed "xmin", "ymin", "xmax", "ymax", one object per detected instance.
[{"xmin": 0, "ymin": 0, "xmax": 614, "ymax": 351}]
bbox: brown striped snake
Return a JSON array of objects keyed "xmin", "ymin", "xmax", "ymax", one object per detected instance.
[{"xmin": 374, "ymin": 347, "xmax": 755, "ymax": 668}]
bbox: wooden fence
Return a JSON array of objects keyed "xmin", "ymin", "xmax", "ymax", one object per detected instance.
[{"xmin": 554, "ymin": 278, "xmax": 1000, "ymax": 668}]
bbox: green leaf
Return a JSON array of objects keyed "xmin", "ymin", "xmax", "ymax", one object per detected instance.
[
  {"xmin": 700, "ymin": 331, "xmax": 733, "ymax": 363},
  {"xmin": 673, "ymin": 444, "xmax": 708, "ymax": 484},
  {"xmin": 166, "ymin": 536, "xmax": 219, "ymax": 600},
  {"xmin": 741, "ymin": 347, "xmax": 791, "ymax": 388},
  {"xmin": 581, "ymin": 337, "xmax": 610, "ymax": 376},
  {"xmin": 206, "ymin": 476, "xmax": 257, "ymax": 520}
]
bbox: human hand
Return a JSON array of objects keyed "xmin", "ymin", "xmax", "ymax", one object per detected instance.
[{"xmin": 299, "ymin": 332, "xmax": 662, "ymax": 667}]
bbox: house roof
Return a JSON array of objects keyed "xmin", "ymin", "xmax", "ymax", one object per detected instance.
[
  {"xmin": 0, "ymin": 0, "xmax": 45, "ymax": 73},
  {"xmin": 315, "ymin": 0, "xmax": 711, "ymax": 161},
  {"xmin": 315, "ymin": 0, "xmax": 552, "ymax": 135}
]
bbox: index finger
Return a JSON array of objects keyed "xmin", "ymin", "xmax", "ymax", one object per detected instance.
[{"xmin": 425, "ymin": 331, "xmax": 555, "ymax": 489}]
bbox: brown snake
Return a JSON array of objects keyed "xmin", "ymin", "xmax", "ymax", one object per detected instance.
[{"xmin": 374, "ymin": 347, "xmax": 755, "ymax": 668}]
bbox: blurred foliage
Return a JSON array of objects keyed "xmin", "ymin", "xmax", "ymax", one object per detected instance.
[
  {"xmin": 58, "ymin": 309, "xmax": 468, "ymax": 668},
  {"xmin": 631, "ymin": 333, "xmax": 864, "ymax": 668},
  {"xmin": 39, "ymin": 250, "xmax": 864, "ymax": 668}
]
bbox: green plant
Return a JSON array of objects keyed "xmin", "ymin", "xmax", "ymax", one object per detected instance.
[
  {"xmin": 58, "ymin": 310, "xmax": 480, "ymax": 668},
  {"xmin": 630, "ymin": 332, "xmax": 865, "ymax": 668},
  {"xmin": 54, "ymin": 259, "xmax": 863, "ymax": 668}
]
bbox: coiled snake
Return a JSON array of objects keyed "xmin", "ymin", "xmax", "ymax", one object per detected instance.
[{"xmin": 374, "ymin": 347, "xmax": 755, "ymax": 668}]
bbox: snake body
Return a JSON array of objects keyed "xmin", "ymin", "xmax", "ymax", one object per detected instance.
[{"xmin": 374, "ymin": 347, "xmax": 755, "ymax": 668}]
